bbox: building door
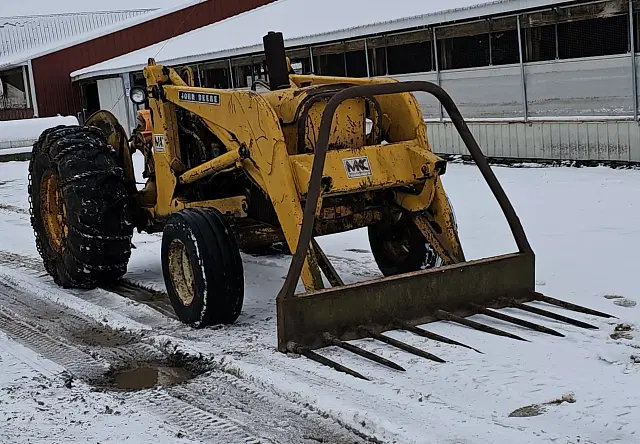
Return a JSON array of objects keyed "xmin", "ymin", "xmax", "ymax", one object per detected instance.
[{"xmin": 97, "ymin": 77, "xmax": 131, "ymax": 135}]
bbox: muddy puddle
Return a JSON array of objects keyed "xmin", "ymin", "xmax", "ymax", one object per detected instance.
[
  {"xmin": 94, "ymin": 353, "xmax": 210, "ymax": 392},
  {"xmin": 107, "ymin": 364, "xmax": 198, "ymax": 390}
]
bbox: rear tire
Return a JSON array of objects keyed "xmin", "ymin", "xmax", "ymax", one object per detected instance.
[
  {"xmin": 161, "ymin": 208, "xmax": 244, "ymax": 328},
  {"xmin": 28, "ymin": 125, "xmax": 134, "ymax": 288},
  {"xmin": 368, "ymin": 214, "xmax": 440, "ymax": 277}
]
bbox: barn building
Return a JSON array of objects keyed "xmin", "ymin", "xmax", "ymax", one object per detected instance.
[
  {"xmin": 0, "ymin": 0, "xmax": 275, "ymax": 122},
  {"xmin": 70, "ymin": 0, "xmax": 640, "ymax": 164}
]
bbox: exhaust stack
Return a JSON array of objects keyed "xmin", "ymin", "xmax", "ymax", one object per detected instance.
[{"xmin": 263, "ymin": 31, "xmax": 290, "ymax": 90}]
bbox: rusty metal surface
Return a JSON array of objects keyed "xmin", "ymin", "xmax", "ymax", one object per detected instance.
[
  {"xmin": 436, "ymin": 309, "xmax": 528, "ymax": 342},
  {"xmin": 471, "ymin": 304, "xmax": 565, "ymax": 337},
  {"xmin": 323, "ymin": 333, "xmax": 406, "ymax": 371},
  {"xmin": 279, "ymin": 252, "xmax": 535, "ymax": 350},
  {"xmin": 232, "ymin": 221, "xmax": 285, "ymax": 249}
]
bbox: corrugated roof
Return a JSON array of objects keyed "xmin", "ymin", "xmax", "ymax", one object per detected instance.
[
  {"xmin": 2, "ymin": 0, "xmax": 182, "ymax": 16},
  {"xmin": 0, "ymin": 10, "xmax": 152, "ymax": 61},
  {"xmin": 0, "ymin": 0, "xmax": 203, "ymax": 69},
  {"xmin": 70, "ymin": 0, "xmax": 569, "ymax": 81}
]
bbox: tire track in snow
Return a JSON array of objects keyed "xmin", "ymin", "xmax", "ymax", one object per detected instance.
[
  {"xmin": 0, "ymin": 275, "xmax": 270, "ymax": 444},
  {"xmin": 0, "ymin": 256, "xmax": 371, "ymax": 444},
  {"xmin": 129, "ymin": 390, "xmax": 261, "ymax": 444},
  {"xmin": 0, "ymin": 250, "xmax": 176, "ymax": 328},
  {"xmin": 0, "ymin": 307, "xmax": 110, "ymax": 380},
  {"xmin": 168, "ymin": 372, "xmax": 372, "ymax": 444},
  {"xmin": 0, "ymin": 305, "xmax": 261, "ymax": 444}
]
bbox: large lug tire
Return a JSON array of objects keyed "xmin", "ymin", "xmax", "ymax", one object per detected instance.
[
  {"xmin": 161, "ymin": 208, "xmax": 244, "ymax": 328},
  {"xmin": 28, "ymin": 125, "xmax": 134, "ymax": 289},
  {"xmin": 368, "ymin": 214, "xmax": 440, "ymax": 277}
]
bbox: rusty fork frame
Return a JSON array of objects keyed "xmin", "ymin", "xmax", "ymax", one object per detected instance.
[{"xmin": 276, "ymin": 81, "xmax": 615, "ymax": 379}]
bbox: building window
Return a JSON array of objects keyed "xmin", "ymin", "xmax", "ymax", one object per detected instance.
[
  {"xmin": 345, "ymin": 50, "xmax": 368, "ymax": 77},
  {"xmin": 314, "ymin": 53, "xmax": 346, "ymax": 77},
  {"xmin": 438, "ymin": 33, "xmax": 491, "ymax": 70},
  {"xmin": 523, "ymin": 24, "xmax": 557, "ymax": 62},
  {"xmin": 491, "ymin": 29, "xmax": 520, "ymax": 65},
  {"xmin": 557, "ymin": 14, "xmax": 629, "ymax": 59},
  {"xmin": 367, "ymin": 47, "xmax": 387, "ymax": 76},
  {"xmin": 0, "ymin": 68, "xmax": 28, "ymax": 109},
  {"xmin": 386, "ymin": 41, "xmax": 433, "ymax": 74},
  {"xmin": 200, "ymin": 66, "xmax": 231, "ymax": 89}
]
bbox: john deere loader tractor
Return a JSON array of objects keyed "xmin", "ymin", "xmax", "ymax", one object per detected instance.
[{"xmin": 28, "ymin": 32, "xmax": 611, "ymax": 377}]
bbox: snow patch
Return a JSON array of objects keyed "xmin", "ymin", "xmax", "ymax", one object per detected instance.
[{"xmin": 0, "ymin": 116, "xmax": 79, "ymax": 151}]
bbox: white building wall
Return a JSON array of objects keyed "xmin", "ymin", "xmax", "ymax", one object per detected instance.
[{"xmin": 390, "ymin": 53, "xmax": 640, "ymax": 163}]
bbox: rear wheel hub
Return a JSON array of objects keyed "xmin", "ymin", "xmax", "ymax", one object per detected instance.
[{"xmin": 40, "ymin": 172, "xmax": 67, "ymax": 253}]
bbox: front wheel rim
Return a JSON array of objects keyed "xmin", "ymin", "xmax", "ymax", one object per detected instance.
[{"xmin": 167, "ymin": 239, "xmax": 196, "ymax": 306}]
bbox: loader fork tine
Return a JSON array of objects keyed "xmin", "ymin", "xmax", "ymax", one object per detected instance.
[
  {"xmin": 470, "ymin": 305, "xmax": 565, "ymax": 337},
  {"xmin": 311, "ymin": 239, "xmax": 344, "ymax": 287},
  {"xmin": 323, "ymin": 333, "xmax": 406, "ymax": 371},
  {"xmin": 435, "ymin": 310, "xmax": 529, "ymax": 342},
  {"xmin": 533, "ymin": 293, "xmax": 617, "ymax": 319},
  {"xmin": 396, "ymin": 321, "xmax": 483, "ymax": 354},
  {"xmin": 362, "ymin": 329, "xmax": 446, "ymax": 363},
  {"xmin": 513, "ymin": 303, "xmax": 599, "ymax": 330},
  {"xmin": 287, "ymin": 342, "xmax": 369, "ymax": 381}
]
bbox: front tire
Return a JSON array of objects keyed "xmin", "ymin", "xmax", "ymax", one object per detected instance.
[
  {"xmin": 28, "ymin": 125, "xmax": 134, "ymax": 288},
  {"xmin": 368, "ymin": 214, "xmax": 440, "ymax": 277},
  {"xmin": 161, "ymin": 208, "xmax": 244, "ymax": 328}
]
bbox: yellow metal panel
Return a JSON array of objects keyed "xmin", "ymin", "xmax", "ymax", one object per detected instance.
[
  {"xmin": 259, "ymin": 89, "xmax": 367, "ymax": 154},
  {"xmin": 302, "ymin": 98, "xmax": 366, "ymax": 152},
  {"xmin": 172, "ymin": 196, "xmax": 248, "ymax": 218},
  {"xmin": 289, "ymin": 140, "xmax": 441, "ymax": 196}
]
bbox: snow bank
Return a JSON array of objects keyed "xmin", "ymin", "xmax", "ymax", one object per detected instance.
[{"xmin": 0, "ymin": 116, "xmax": 79, "ymax": 150}]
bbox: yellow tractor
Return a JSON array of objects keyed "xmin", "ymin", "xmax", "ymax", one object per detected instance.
[{"xmin": 28, "ymin": 32, "xmax": 612, "ymax": 378}]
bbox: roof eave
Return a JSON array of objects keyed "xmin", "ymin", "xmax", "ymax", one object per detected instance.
[{"xmin": 70, "ymin": 0, "xmax": 572, "ymax": 81}]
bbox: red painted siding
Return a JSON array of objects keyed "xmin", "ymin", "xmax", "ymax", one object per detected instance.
[
  {"xmin": 31, "ymin": 0, "xmax": 274, "ymax": 118},
  {"xmin": 0, "ymin": 108, "xmax": 34, "ymax": 121}
]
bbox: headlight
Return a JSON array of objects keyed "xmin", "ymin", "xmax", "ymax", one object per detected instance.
[{"xmin": 130, "ymin": 86, "xmax": 147, "ymax": 105}]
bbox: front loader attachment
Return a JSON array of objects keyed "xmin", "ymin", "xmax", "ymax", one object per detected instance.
[{"xmin": 276, "ymin": 81, "xmax": 614, "ymax": 378}]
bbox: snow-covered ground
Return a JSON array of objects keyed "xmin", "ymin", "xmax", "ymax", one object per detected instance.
[
  {"xmin": 0, "ymin": 330, "xmax": 197, "ymax": 443},
  {"xmin": 1, "ymin": 152, "xmax": 639, "ymax": 443},
  {"xmin": 0, "ymin": 116, "xmax": 79, "ymax": 152}
]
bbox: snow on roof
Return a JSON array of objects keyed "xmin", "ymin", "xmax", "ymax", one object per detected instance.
[
  {"xmin": 71, "ymin": 0, "xmax": 567, "ymax": 81},
  {"xmin": 0, "ymin": 10, "xmax": 152, "ymax": 62},
  {"xmin": 1, "ymin": 0, "xmax": 182, "ymax": 16},
  {"xmin": 0, "ymin": 0, "xmax": 203, "ymax": 69}
]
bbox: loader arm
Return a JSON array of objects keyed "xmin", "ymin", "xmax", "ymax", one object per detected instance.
[{"xmin": 144, "ymin": 64, "xmax": 326, "ymax": 290}]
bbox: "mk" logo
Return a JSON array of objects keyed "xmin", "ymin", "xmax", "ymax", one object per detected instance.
[{"xmin": 343, "ymin": 156, "xmax": 372, "ymax": 178}]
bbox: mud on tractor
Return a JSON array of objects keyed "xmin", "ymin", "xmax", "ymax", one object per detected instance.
[{"xmin": 28, "ymin": 32, "xmax": 613, "ymax": 378}]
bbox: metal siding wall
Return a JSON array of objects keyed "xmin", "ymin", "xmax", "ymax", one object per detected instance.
[
  {"xmin": 391, "ymin": 53, "xmax": 640, "ymax": 163},
  {"xmin": 388, "ymin": 72, "xmax": 440, "ymax": 117},
  {"xmin": 526, "ymin": 55, "xmax": 633, "ymax": 117},
  {"xmin": 440, "ymin": 65, "xmax": 524, "ymax": 119},
  {"xmin": 31, "ymin": 0, "xmax": 274, "ymax": 118},
  {"xmin": 426, "ymin": 120, "xmax": 640, "ymax": 163},
  {"xmin": 392, "ymin": 55, "xmax": 636, "ymax": 120}
]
